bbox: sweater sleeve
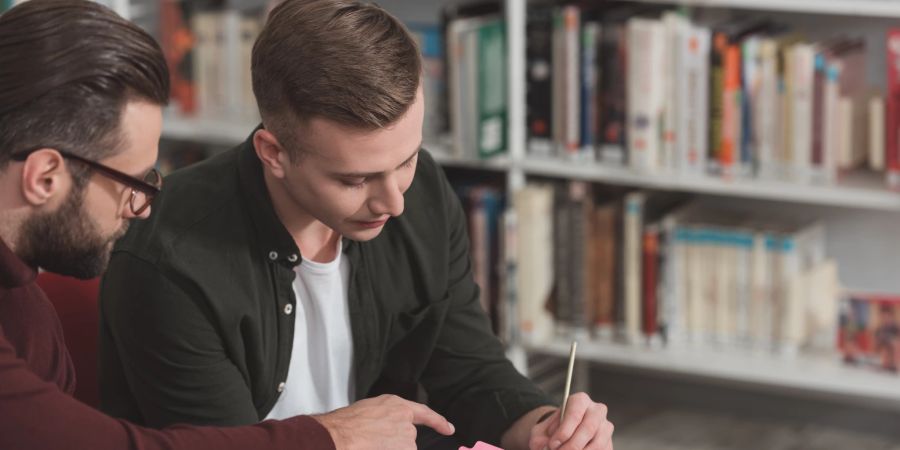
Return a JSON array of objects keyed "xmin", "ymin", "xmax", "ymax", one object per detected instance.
[{"xmin": 0, "ymin": 332, "xmax": 335, "ymax": 450}]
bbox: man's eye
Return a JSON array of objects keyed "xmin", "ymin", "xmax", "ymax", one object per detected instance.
[{"xmin": 341, "ymin": 178, "xmax": 367, "ymax": 189}]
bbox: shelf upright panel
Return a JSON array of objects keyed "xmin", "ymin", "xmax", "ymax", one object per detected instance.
[
  {"xmin": 506, "ymin": 0, "xmax": 527, "ymax": 192},
  {"xmin": 624, "ymin": 0, "xmax": 900, "ymax": 18},
  {"xmin": 504, "ymin": 0, "xmax": 529, "ymax": 374}
]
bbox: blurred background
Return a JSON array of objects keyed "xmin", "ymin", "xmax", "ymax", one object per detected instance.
[{"xmin": 5, "ymin": 0, "xmax": 900, "ymax": 448}]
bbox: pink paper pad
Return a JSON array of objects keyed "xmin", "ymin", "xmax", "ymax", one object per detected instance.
[{"xmin": 459, "ymin": 442, "xmax": 503, "ymax": 450}]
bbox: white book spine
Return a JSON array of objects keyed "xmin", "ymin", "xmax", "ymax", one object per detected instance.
[
  {"xmin": 662, "ymin": 13, "xmax": 687, "ymax": 172},
  {"xmin": 623, "ymin": 192, "xmax": 645, "ymax": 343},
  {"xmin": 869, "ymin": 96, "xmax": 886, "ymax": 171},
  {"xmin": 681, "ymin": 26, "xmax": 711, "ymax": 176},
  {"xmin": 823, "ymin": 62, "xmax": 841, "ymax": 183},
  {"xmin": 779, "ymin": 237, "xmax": 803, "ymax": 358},
  {"xmin": 626, "ymin": 19, "xmax": 665, "ymax": 173},
  {"xmin": 734, "ymin": 236, "xmax": 752, "ymax": 347},
  {"xmin": 515, "ymin": 186, "xmax": 556, "ymax": 344},
  {"xmin": 757, "ymin": 40, "xmax": 779, "ymax": 180},
  {"xmin": 714, "ymin": 237, "xmax": 732, "ymax": 345},
  {"xmin": 661, "ymin": 217, "xmax": 685, "ymax": 345},
  {"xmin": 790, "ymin": 44, "xmax": 815, "ymax": 183},
  {"xmin": 837, "ymin": 97, "xmax": 855, "ymax": 168},
  {"xmin": 687, "ymin": 236, "xmax": 705, "ymax": 344}
]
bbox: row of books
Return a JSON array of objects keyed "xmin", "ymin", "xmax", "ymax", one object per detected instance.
[
  {"xmin": 455, "ymin": 184, "xmax": 506, "ymax": 334},
  {"xmin": 159, "ymin": 1, "xmax": 263, "ymax": 120},
  {"xmin": 525, "ymin": 3, "xmax": 900, "ymax": 188},
  {"xmin": 511, "ymin": 182, "xmax": 842, "ymax": 358}
]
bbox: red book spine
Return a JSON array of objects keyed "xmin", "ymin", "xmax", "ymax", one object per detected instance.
[{"xmin": 886, "ymin": 30, "xmax": 900, "ymax": 189}]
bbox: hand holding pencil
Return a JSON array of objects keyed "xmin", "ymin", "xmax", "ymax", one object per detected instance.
[{"xmin": 527, "ymin": 342, "xmax": 615, "ymax": 450}]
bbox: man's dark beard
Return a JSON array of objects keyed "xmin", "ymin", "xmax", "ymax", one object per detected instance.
[{"xmin": 18, "ymin": 185, "xmax": 129, "ymax": 280}]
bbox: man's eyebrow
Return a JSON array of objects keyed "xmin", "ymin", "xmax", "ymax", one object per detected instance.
[{"xmin": 332, "ymin": 143, "xmax": 422, "ymax": 178}]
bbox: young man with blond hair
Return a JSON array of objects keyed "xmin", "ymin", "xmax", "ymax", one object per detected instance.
[{"xmin": 100, "ymin": 1, "xmax": 615, "ymax": 449}]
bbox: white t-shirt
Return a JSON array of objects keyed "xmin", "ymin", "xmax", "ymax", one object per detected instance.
[{"xmin": 265, "ymin": 239, "xmax": 355, "ymax": 419}]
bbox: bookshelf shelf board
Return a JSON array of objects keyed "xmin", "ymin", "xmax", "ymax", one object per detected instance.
[
  {"xmin": 429, "ymin": 149, "xmax": 512, "ymax": 171},
  {"xmin": 162, "ymin": 115, "xmax": 510, "ymax": 171},
  {"xmin": 519, "ymin": 157, "xmax": 900, "ymax": 212},
  {"xmin": 162, "ymin": 114, "xmax": 255, "ymax": 146},
  {"xmin": 525, "ymin": 339, "xmax": 900, "ymax": 408},
  {"xmin": 624, "ymin": 0, "xmax": 900, "ymax": 18}
]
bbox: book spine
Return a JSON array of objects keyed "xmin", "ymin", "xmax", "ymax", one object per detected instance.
[
  {"xmin": 598, "ymin": 24, "xmax": 628, "ymax": 164},
  {"xmin": 708, "ymin": 32, "xmax": 727, "ymax": 175},
  {"xmin": 580, "ymin": 22, "xmax": 601, "ymax": 158},
  {"xmin": 720, "ymin": 44, "xmax": 742, "ymax": 179},
  {"xmin": 642, "ymin": 226, "xmax": 660, "ymax": 339},
  {"xmin": 886, "ymin": 30, "xmax": 900, "ymax": 189},
  {"xmin": 870, "ymin": 96, "xmax": 886, "ymax": 171},
  {"xmin": 812, "ymin": 53, "xmax": 827, "ymax": 177},
  {"xmin": 526, "ymin": 7, "xmax": 555, "ymax": 156},
  {"xmin": 791, "ymin": 44, "xmax": 815, "ymax": 183},
  {"xmin": 562, "ymin": 6, "xmax": 581, "ymax": 156},
  {"xmin": 477, "ymin": 19, "xmax": 507, "ymax": 158},
  {"xmin": 623, "ymin": 192, "xmax": 645, "ymax": 342},
  {"xmin": 626, "ymin": 18, "xmax": 664, "ymax": 173}
]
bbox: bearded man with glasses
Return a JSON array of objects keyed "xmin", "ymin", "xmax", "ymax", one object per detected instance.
[{"xmin": 8, "ymin": 147, "xmax": 162, "ymax": 279}]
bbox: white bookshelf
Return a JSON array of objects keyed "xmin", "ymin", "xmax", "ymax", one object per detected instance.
[
  {"xmin": 526, "ymin": 338, "xmax": 900, "ymax": 409},
  {"xmin": 626, "ymin": 0, "xmax": 900, "ymax": 18},
  {"xmin": 500, "ymin": 0, "xmax": 900, "ymax": 399},
  {"xmin": 520, "ymin": 157, "xmax": 900, "ymax": 212}
]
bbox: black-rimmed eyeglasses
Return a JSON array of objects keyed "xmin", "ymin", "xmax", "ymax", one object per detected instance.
[{"xmin": 11, "ymin": 146, "xmax": 162, "ymax": 215}]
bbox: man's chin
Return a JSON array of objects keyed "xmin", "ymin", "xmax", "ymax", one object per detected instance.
[{"xmin": 342, "ymin": 226, "xmax": 386, "ymax": 242}]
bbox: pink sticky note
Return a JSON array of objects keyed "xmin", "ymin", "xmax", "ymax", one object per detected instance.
[{"xmin": 459, "ymin": 441, "xmax": 504, "ymax": 450}]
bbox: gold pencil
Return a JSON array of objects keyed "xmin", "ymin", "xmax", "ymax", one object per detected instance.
[{"xmin": 559, "ymin": 341, "xmax": 577, "ymax": 421}]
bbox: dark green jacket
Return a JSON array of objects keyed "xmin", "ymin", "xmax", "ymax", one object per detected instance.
[{"xmin": 98, "ymin": 132, "xmax": 553, "ymax": 445}]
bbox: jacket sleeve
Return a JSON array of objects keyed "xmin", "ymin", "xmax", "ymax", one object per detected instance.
[
  {"xmin": 99, "ymin": 250, "xmax": 260, "ymax": 427},
  {"xmin": 0, "ymin": 331, "xmax": 334, "ymax": 450},
  {"xmin": 419, "ymin": 168, "xmax": 556, "ymax": 446}
]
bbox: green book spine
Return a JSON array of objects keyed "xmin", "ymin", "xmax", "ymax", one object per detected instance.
[{"xmin": 477, "ymin": 19, "xmax": 507, "ymax": 158}]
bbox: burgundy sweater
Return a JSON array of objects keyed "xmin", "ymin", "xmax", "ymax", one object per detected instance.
[{"xmin": 0, "ymin": 238, "xmax": 336, "ymax": 450}]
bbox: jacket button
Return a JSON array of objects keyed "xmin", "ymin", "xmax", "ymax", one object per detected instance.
[
  {"xmin": 277, "ymin": 382, "xmax": 286, "ymax": 393},
  {"xmin": 287, "ymin": 254, "xmax": 299, "ymax": 263},
  {"xmin": 284, "ymin": 304, "xmax": 293, "ymax": 315},
  {"xmin": 268, "ymin": 251, "xmax": 278, "ymax": 261}
]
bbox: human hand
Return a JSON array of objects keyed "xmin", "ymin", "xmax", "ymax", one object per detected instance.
[
  {"xmin": 528, "ymin": 393, "xmax": 613, "ymax": 450},
  {"xmin": 314, "ymin": 394, "xmax": 455, "ymax": 450}
]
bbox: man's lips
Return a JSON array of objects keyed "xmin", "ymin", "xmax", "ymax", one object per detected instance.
[{"xmin": 354, "ymin": 217, "xmax": 389, "ymax": 228}]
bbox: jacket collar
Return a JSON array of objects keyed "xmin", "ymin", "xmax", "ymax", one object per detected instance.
[
  {"xmin": 237, "ymin": 126, "xmax": 304, "ymax": 268},
  {"xmin": 0, "ymin": 236, "xmax": 36, "ymax": 289},
  {"xmin": 235, "ymin": 126, "xmax": 358, "ymax": 268}
]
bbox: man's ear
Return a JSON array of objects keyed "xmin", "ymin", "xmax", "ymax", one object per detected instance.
[
  {"xmin": 253, "ymin": 129, "xmax": 291, "ymax": 179},
  {"xmin": 19, "ymin": 149, "xmax": 70, "ymax": 207}
]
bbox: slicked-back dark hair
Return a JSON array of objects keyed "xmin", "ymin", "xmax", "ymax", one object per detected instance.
[{"xmin": 0, "ymin": 0, "xmax": 169, "ymax": 169}]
